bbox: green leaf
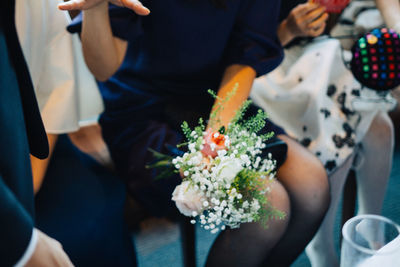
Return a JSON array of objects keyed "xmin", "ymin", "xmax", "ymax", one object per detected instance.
[
  {"xmin": 181, "ymin": 121, "xmax": 193, "ymax": 141},
  {"xmin": 145, "ymin": 159, "xmax": 173, "ymax": 169},
  {"xmin": 148, "ymin": 148, "xmax": 173, "ymax": 161}
]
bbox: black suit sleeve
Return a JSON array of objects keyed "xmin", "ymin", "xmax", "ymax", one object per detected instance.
[{"xmin": 0, "ymin": 177, "xmax": 34, "ymax": 267}]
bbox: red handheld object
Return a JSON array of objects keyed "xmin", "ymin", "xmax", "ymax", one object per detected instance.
[{"xmin": 311, "ymin": 0, "xmax": 350, "ymax": 13}]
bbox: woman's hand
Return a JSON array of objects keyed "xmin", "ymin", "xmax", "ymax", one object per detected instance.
[
  {"xmin": 278, "ymin": 2, "xmax": 328, "ymax": 46},
  {"xmin": 26, "ymin": 230, "xmax": 74, "ymax": 267},
  {"xmin": 58, "ymin": 0, "xmax": 150, "ymax": 15}
]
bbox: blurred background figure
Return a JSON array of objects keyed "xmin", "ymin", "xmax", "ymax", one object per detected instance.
[
  {"xmin": 0, "ymin": 1, "xmax": 73, "ymax": 266},
  {"xmin": 251, "ymin": 0, "xmax": 395, "ymax": 266},
  {"xmin": 16, "ymin": 0, "xmax": 106, "ymax": 194},
  {"xmin": 14, "ymin": 1, "xmax": 137, "ymax": 265}
]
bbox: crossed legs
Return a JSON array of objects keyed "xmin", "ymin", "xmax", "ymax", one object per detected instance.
[{"xmin": 206, "ymin": 135, "xmax": 330, "ymax": 267}]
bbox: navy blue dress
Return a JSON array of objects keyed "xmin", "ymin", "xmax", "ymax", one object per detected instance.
[{"xmin": 69, "ymin": 0, "xmax": 286, "ymax": 216}]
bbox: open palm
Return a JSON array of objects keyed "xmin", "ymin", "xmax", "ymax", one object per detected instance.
[{"xmin": 58, "ymin": 0, "xmax": 150, "ymax": 15}]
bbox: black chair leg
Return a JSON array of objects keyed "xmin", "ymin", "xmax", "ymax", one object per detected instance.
[{"xmin": 180, "ymin": 217, "xmax": 196, "ymax": 267}]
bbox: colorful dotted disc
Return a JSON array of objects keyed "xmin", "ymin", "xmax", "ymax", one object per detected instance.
[{"xmin": 351, "ymin": 28, "xmax": 400, "ymax": 91}]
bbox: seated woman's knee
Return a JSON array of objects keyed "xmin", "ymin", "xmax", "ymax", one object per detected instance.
[
  {"xmin": 266, "ymin": 180, "xmax": 291, "ymax": 230},
  {"xmin": 277, "ymin": 135, "xmax": 330, "ymax": 217},
  {"xmin": 303, "ymin": 156, "xmax": 330, "ymax": 217}
]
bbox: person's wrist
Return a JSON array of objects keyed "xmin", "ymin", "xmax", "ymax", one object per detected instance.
[
  {"xmin": 83, "ymin": 1, "xmax": 108, "ymax": 25},
  {"xmin": 278, "ymin": 20, "xmax": 295, "ymax": 46},
  {"xmin": 15, "ymin": 229, "xmax": 38, "ymax": 267},
  {"xmin": 83, "ymin": 0, "xmax": 108, "ymax": 15}
]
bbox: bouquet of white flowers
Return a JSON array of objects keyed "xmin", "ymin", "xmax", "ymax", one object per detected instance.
[{"xmin": 148, "ymin": 85, "xmax": 284, "ymax": 233}]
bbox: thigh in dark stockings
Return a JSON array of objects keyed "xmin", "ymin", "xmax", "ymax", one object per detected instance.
[
  {"xmin": 206, "ymin": 181, "xmax": 291, "ymax": 267},
  {"xmin": 263, "ymin": 135, "xmax": 330, "ymax": 266}
]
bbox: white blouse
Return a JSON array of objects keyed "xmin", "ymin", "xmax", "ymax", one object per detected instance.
[{"xmin": 15, "ymin": 0, "xmax": 104, "ymax": 134}]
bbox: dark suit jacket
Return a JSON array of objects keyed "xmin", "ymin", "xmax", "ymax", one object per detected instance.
[{"xmin": 0, "ymin": 1, "xmax": 48, "ymax": 266}]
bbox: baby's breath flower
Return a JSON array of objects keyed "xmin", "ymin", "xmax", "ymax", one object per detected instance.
[
  {"xmin": 167, "ymin": 96, "xmax": 280, "ymax": 233},
  {"xmin": 217, "ymin": 149, "xmax": 227, "ymax": 157}
]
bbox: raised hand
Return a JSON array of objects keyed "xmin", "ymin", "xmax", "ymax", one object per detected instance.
[
  {"xmin": 58, "ymin": 0, "xmax": 150, "ymax": 15},
  {"xmin": 284, "ymin": 3, "xmax": 329, "ymax": 38}
]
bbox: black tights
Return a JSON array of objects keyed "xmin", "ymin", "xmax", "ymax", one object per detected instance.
[{"xmin": 206, "ymin": 135, "xmax": 330, "ymax": 267}]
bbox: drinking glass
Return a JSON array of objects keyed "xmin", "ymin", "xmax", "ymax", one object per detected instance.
[{"xmin": 341, "ymin": 214, "xmax": 400, "ymax": 267}]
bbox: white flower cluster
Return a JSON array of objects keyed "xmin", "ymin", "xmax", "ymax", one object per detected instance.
[{"xmin": 171, "ymin": 128, "xmax": 276, "ymax": 233}]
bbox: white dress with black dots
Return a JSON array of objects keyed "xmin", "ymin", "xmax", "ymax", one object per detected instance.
[{"xmin": 251, "ymin": 37, "xmax": 395, "ymax": 174}]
